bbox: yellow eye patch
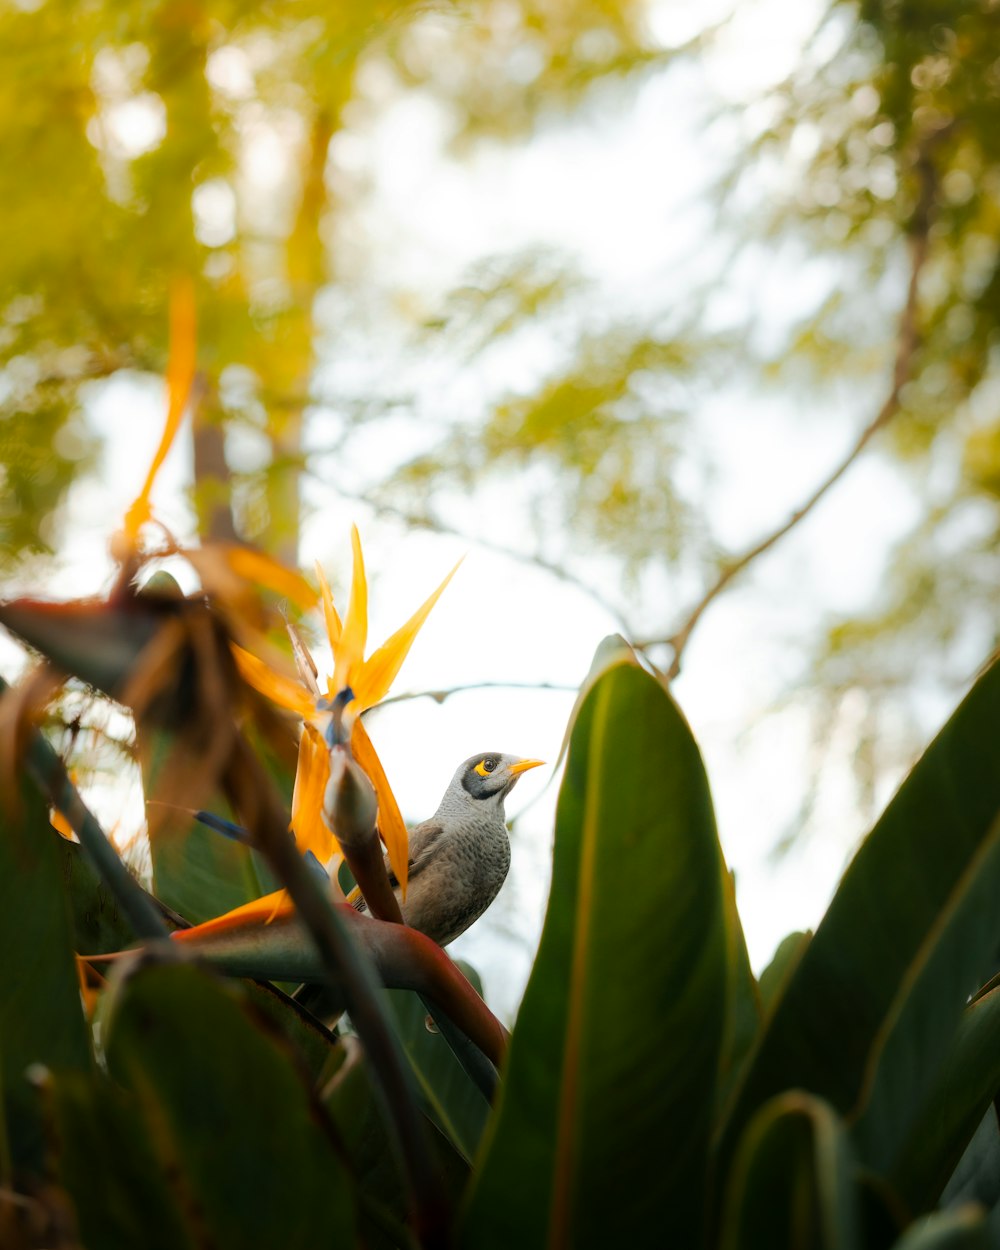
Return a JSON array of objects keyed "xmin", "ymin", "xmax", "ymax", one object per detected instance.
[{"xmin": 474, "ymin": 758, "xmax": 496, "ymax": 777}]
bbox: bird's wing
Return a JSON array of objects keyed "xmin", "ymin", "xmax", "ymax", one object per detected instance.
[
  {"xmin": 384, "ymin": 820, "xmax": 446, "ymax": 888},
  {"xmin": 350, "ymin": 821, "xmax": 446, "ymax": 910}
]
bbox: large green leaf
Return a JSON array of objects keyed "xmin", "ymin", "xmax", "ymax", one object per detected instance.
[
  {"xmin": 142, "ymin": 729, "xmax": 273, "ymax": 924},
  {"xmin": 57, "ymin": 835, "xmax": 149, "ymax": 956},
  {"xmin": 718, "ymin": 1092, "xmax": 860, "ymax": 1250},
  {"xmin": 47, "ymin": 1069, "xmax": 196, "ymax": 1250},
  {"xmin": 0, "ymin": 784, "xmax": 89, "ymax": 1173},
  {"xmin": 757, "ymin": 931, "xmax": 810, "ymax": 1018},
  {"xmin": 103, "ymin": 962, "xmax": 358, "ymax": 1249},
  {"xmin": 889, "ymin": 982, "xmax": 1000, "ymax": 1213},
  {"xmin": 717, "ymin": 870, "xmax": 761, "ymax": 1112},
  {"xmin": 941, "ymin": 1110, "xmax": 1000, "ymax": 1218},
  {"xmin": 851, "ymin": 812, "xmax": 1000, "ymax": 1172},
  {"xmin": 384, "ymin": 962, "xmax": 491, "ymax": 1162},
  {"xmin": 718, "ymin": 657, "xmax": 1000, "ymax": 1178},
  {"xmin": 58, "ymin": 835, "xmax": 344, "ymax": 1088},
  {"xmin": 462, "ymin": 659, "xmax": 729, "ymax": 1249},
  {"xmin": 890, "ymin": 1209, "xmax": 988, "ymax": 1250},
  {"xmin": 321, "ymin": 1040, "xmax": 472, "ymax": 1246}
]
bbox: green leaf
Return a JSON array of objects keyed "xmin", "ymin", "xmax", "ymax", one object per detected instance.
[
  {"xmin": 889, "ymin": 983, "xmax": 1000, "ymax": 1213},
  {"xmin": 103, "ymin": 962, "xmax": 358, "ymax": 1249},
  {"xmin": 385, "ymin": 967, "xmax": 491, "ymax": 1162},
  {"xmin": 549, "ymin": 633, "xmax": 639, "ymax": 775},
  {"xmin": 239, "ymin": 980, "xmax": 348, "ymax": 1089},
  {"xmin": 57, "ymin": 836, "xmax": 147, "ymax": 956},
  {"xmin": 940, "ymin": 1110, "xmax": 1000, "ymax": 1216},
  {"xmin": 47, "ymin": 1070, "xmax": 195, "ymax": 1250},
  {"xmin": 889, "ymin": 1208, "xmax": 988, "ymax": 1250},
  {"xmin": 58, "ymin": 836, "xmax": 342, "ymax": 1088},
  {"xmin": 143, "ymin": 730, "xmax": 272, "ymax": 924},
  {"xmin": 462, "ymin": 659, "xmax": 729, "ymax": 1248},
  {"xmin": 718, "ymin": 871, "xmax": 762, "ymax": 1112},
  {"xmin": 321, "ymin": 1037, "xmax": 471, "ymax": 1245},
  {"xmin": 718, "ymin": 1093, "xmax": 860, "ymax": 1250},
  {"xmin": 149, "ymin": 812, "xmax": 271, "ymax": 924},
  {"xmin": 757, "ymin": 931, "xmax": 811, "ymax": 1017},
  {"xmin": 718, "ymin": 658, "xmax": 1000, "ymax": 1179},
  {"xmin": 0, "ymin": 784, "xmax": 89, "ymax": 1173},
  {"xmin": 851, "ymin": 812, "xmax": 1000, "ymax": 1172}
]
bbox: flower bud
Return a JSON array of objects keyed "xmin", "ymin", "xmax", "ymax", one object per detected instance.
[{"xmin": 322, "ymin": 746, "xmax": 378, "ymax": 853}]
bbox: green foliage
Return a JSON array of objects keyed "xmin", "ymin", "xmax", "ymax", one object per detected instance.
[
  {"xmin": 720, "ymin": 655, "xmax": 1000, "ymax": 1167},
  {"xmin": 0, "ymin": 784, "xmax": 89, "ymax": 1176},
  {"xmin": 384, "ymin": 975, "xmax": 492, "ymax": 1163},
  {"xmin": 463, "ymin": 660, "xmax": 728, "ymax": 1248},
  {"xmin": 102, "ymin": 963, "xmax": 359, "ymax": 1248},
  {"xmin": 47, "ymin": 1069, "xmax": 199, "ymax": 1250},
  {"xmin": 718, "ymin": 1093, "xmax": 860, "ymax": 1250},
  {"xmin": 7, "ymin": 622, "xmax": 1000, "ymax": 1246}
]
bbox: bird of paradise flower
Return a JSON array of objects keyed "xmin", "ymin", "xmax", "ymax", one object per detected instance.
[{"xmin": 231, "ymin": 525, "xmax": 460, "ymax": 905}]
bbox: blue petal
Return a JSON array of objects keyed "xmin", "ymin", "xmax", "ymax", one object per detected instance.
[
  {"xmin": 194, "ymin": 810, "xmax": 251, "ymax": 844},
  {"xmin": 302, "ymin": 848, "xmax": 330, "ymax": 885}
]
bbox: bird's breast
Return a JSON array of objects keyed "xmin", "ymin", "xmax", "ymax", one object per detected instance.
[{"xmin": 400, "ymin": 818, "xmax": 511, "ymax": 947}]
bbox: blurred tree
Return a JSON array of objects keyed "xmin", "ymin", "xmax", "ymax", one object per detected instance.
[
  {"xmin": 705, "ymin": 0, "xmax": 1000, "ymax": 802},
  {"xmin": 359, "ymin": 0, "xmax": 1000, "ymax": 816},
  {"xmin": 0, "ymin": 0, "xmax": 667, "ymax": 570},
  {"xmin": 4, "ymin": 0, "xmax": 1000, "ymax": 819}
]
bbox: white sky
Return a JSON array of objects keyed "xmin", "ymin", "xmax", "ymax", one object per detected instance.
[{"xmin": 2, "ymin": 0, "xmax": 951, "ymax": 1020}]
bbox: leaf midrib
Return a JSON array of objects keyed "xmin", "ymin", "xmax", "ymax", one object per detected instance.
[{"xmin": 546, "ymin": 677, "xmax": 609, "ymax": 1248}]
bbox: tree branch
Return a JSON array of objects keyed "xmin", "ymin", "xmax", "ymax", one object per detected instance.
[
  {"xmin": 639, "ymin": 149, "xmax": 937, "ymax": 681},
  {"xmin": 366, "ymin": 680, "xmax": 579, "ymax": 713},
  {"xmin": 310, "ymin": 477, "xmax": 636, "ymax": 636}
]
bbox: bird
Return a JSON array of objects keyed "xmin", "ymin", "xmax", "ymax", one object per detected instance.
[{"xmin": 352, "ymin": 753, "xmax": 544, "ymax": 946}]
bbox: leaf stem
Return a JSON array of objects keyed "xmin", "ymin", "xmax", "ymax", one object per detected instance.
[{"xmin": 222, "ymin": 731, "xmax": 451, "ymax": 1247}]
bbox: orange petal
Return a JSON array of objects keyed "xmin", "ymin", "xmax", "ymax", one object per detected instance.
[
  {"xmin": 315, "ymin": 561, "xmax": 343, "ymax": 649},
  {"xmin": 51, "ymin": 808, "xmax": 74, "ymax": 840},
  {"xmin": 333, "ymin": 525, "xmax": 368, "ymax": 694},
  {"xmin": 353, "ymin": 556, "xmax": 463, "ymax": 709},
  {"xmin": 122, "ymin": 276, "xmax": 197, "ymax": 543},
  {"xmin": 351, "ymin": 718, "xmax": 409, "ymax": 897},
  {"xmin": 224, "ymin": 546, "xmax": 318, "ymax": 613},
  {"xmin": 76, "ymin": 954, "xmax": 100, "ymax": 1018},
  {"xmin": 51, "ymin": 768, "xmax": 79, "ymax": 839},
  {"xmin": 231, "ymin": 643, "xmax": 315, "ymax": 718},
  {"xmin": 291, "ymin": 724, "xmax": 335, "ymax": 861},
  {"xmin": 171, "ymin": 889, "xmax": 294, "ymax": 941}
]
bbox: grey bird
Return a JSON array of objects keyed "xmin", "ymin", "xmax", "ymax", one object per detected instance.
[{"xmin": 351, "ymin": 753, "xmax": 544, "ymax": 946}]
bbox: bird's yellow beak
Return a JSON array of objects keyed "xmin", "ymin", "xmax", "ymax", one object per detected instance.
[{"xmin": 508, "ymin": 758, "xmax": 545, "ymax": 776}]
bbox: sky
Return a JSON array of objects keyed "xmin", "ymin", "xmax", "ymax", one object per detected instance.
[{"xmin": 0, "ymin": 0, "xmax": 953, "ymax": 1021}]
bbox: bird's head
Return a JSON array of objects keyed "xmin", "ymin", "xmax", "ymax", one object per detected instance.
[{"xmin": 455, "ymin": 753, "xmax": 545, "ymax": 805}]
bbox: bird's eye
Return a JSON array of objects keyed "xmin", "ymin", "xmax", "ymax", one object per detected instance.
[{"xmin": 474, "ymin": 757, "xmax": 497, "ymax": 777}]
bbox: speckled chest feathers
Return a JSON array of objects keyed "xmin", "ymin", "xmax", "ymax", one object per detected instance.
[{"xmin": 352, "ymin": 751, "xmax": 543, "ymax": 947}]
